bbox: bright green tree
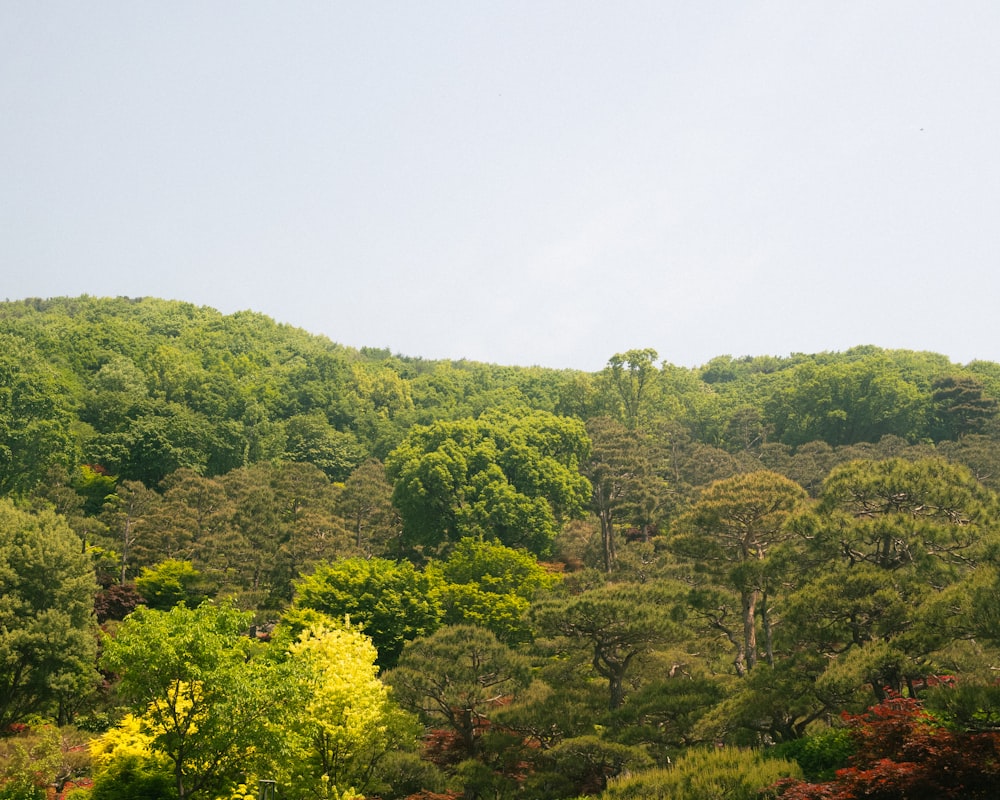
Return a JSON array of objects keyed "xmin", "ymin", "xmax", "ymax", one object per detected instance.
[
  {"xmin": 386, "ymin": 407, "xmax": 591, "ymax": 557},
  {"xmin": 428, "ymin": 536, "xmax": 558, "ymax": 644},
  {"xmin": 100, "ymin": 602, "xmax": 295, "ymax": 800},
  {"xmin": 0, "ymin": 500, "xmax": 98, "ymax": 728},
  {"xmin": 135, "ymin": 559, "xmax": 215, "ymax": 611},
  {"xmin": 291, "ymin": 557, "xmax": 443, "ymax": 668},
  {"xmin": 602, "ymin": 746, "xmax": 801, "ymax": 800},
  {"xmin": 604, "ymin": 349, "xmax": 659, "ymax": 430}
]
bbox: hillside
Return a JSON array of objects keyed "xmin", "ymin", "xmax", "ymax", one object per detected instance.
[{"xmin": 4, "ymin": 294, "xmax": 1000, "ymax": 799}]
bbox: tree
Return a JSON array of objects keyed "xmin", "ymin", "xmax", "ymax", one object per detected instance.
[
  {"xmin": 100, "ymin": 602, "xmax": 294, "ymax": 800},
  {"xmin": 584, "ymin": 417, "xmax": 670, "ymax": 573},
  {"xmin": 763, "ymin": 356, "xmax": 926, "ymax": 447},
  {"xmin": 775, "ymin": 695, "xmax": 1000, "ymax": 799},
  {"xmin": 533, "ymin": 583, "xmax": 680, "ymax": 710},
  {"xmin": 605, "ymin": 746, "xmax": 800, "ymax": 800},
  {"xmin": 0, "ymin": 500, "xmax": 98, "ymax": 728},
  {"xmin": 929, "ymin": 374, "xmax": 999, "ymax": 442},
  {"xmin": 776, "ymin": 458, "xmax": 999, "ymax": 705},
  {"xmin": 284, "ymin": 624, "xmax": 419, "ymax": 799},
  {"xmin": 283, "ymin": 411, "xmax": 366, "ymax": 482},
  {"xmin": 805, "ymin": 457, "xmax": 997, "ymax": 577},
  {"xmin": 428, "ymin": 537, "xmax": 558, "ymax": 644},
  {"xmin": 335, "ymin": 459, "xmax": 399, "ymax": 556},
  {"xmin": 134, "ymin": 559, "xmax": 214, "ymax": 611},
  {"xmin": 0, "ymin": 334, "xmax": 80, "ymax": 495},
  {"xmin": 291, "ymin": 557, "xmax": 443, "ymax": 668},
  {"xmin": 671, "ymin": 471, "xmax": 808, "ymax": 674},
  {"xmin": 386, "ymin": 407, "xmax": 591, "ymax": 557},
  {"xmin": 217, "ymin": 461, "xmax": 349, "ymax": 607},
  {"xmin": 101, "ymin": 479, "xmax": 161, "ymax": 584},
  {"xmin": 385, "ymin": 625, "xmax": 531, "ymax": 758},
  {"xmin": 604, "ymin": 349, "xmax": 659, "ymax": 430}
]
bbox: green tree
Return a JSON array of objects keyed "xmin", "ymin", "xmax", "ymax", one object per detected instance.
[
  {"xmin": 806, "ymin": 457, "xmax": 996, "ymax": 577},
  {"xmin": 0, "ymin": 500, "xmax": 98, "ymax": 728},
  {"xmin": 134, "ymin": 560, "xmax": 214, "ymax": 611},
  {"xmin": 0, "ymin": 334, "xmax": 80, "ymax": 495},
  {"xmin": 777, "ymin": 458, "xmax": 999, "ymax": 705},
  {"xmin": 335, "ymin": 459, "xmax": 399, "ymax": 556},
  {"xmin": 429, "ymin": 537, "xmax": 558, "ymax": 644},
  {"xmin": 763, "ymin": 356, "xmax": 926, "ymax": 447},
  {"xmin": 386, "ymin": 407, "xmax": 591, "ymax": 557},
  {"xmin": 100, "ymin": 479, "xmax": 161, "ymax": 584},
  {"xmin": 533, "ymin": 583, "xmax": 681, "ymax": 710},
  {"xmin": 283, "ymin": 411, "xmax": 366, "ymax": 482},
  {"xmin": 670, "ymin": 471, "xmax": 808, "ymax": 674},
  {"xmin": 604, "ymin": 349, "xmax": 659, "ymax": 430},
  {"xmin": 217, "ymin": 461, "xmax": 349, "ymax": 607},
  {"xmin": 100, "ymin": 602, "xmax": 294, "ymax": 800},
  {"xmin": 929, "ymin": 374, "xmax": 999, "ymax": 442},
  {"xmin": 584, "ymin": 417, "xmax": 669, "ymax": 573},
  {"xmin": 602, "ymin": 746, "xmax": 800, "ymax": 800},
  {"xmin": 291, "ymin": 557, "xmax": 443, "ymax": 668},
  {"xmin": 385, "ymin": 625, "xmax": 531, "ymax": 758}
]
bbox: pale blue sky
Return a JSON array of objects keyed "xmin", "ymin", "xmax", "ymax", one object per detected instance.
[{"xmin": 2, "ymin": 3, "xmax": 999, "ymax": 370}]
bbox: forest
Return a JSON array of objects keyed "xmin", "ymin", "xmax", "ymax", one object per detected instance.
[{"xmin": 3, "ymin": 295, "xmax": 1000, "ymax": 800}]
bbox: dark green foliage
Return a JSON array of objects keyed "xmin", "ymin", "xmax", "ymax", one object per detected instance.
[
  {"xmin": 930, "ymin": 374, "xmax": 999, "ymax": 441},
  {"xmin": 769, "ymin": 727, "xmax": 854, "ymax": 781},
  {"xmin": 533, "ymin": 583, "xmax": 682, "ymax": 710},
  {"xmin": 386, "ymin": 625, "xmax": 532, "ymax": 758}
]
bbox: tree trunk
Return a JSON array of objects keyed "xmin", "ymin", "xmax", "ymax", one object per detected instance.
[
  {"xmin": 742, "ymin": 588, "xmax": 758, "ymax": 671},
  {"xmin": 761, "ymin": 590, "xmax": 775, "ymax": 667},
  {"xmin": 598, "ymin": 507, "xmax": 616, "ymax": 573},
  {"xmin": 608, "ymin": 672, "xmax": 625, "ymax": 710}
]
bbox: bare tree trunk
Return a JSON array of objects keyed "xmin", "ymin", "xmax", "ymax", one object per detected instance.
[{"xmin": 742, "ymin": 588, "xmax": 758, "ymax": 671}]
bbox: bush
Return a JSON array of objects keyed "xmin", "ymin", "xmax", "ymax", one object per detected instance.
[
  {"xmin": 603, "ymin": 747, "xmax": 801, "ymax": 800},
  {"xmin": 0, "ymin": 778, "xmax": 45, "ymax": 800},
  {"xmin": 89, "ymin": 756, "xmax": 177, "ymax": 800},
  {"xmin": 769, "ymin": 727, "xmax": 854, "ymax": 781}
]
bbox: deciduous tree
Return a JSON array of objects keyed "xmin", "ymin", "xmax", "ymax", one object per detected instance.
[{"xmin": 0, "ymin": 500, "xmax": 98, "ymax": 728}]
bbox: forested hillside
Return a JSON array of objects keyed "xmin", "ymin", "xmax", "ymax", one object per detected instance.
[{"xmin": 4, "ymin": 295, "xmax": 1000, "ymax": 799}]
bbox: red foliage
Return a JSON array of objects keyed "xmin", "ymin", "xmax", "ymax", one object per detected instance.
[
  {"xmin": 422, "ymin": 727, "xmax": 470, "ymax": 767},
  {"xmin": 776, "ymin": 694, "xmax": 1000, "ymax": 799},
  {"xmin": 94, "ymin": 582, "xmax": 145, "ymax": 622}
]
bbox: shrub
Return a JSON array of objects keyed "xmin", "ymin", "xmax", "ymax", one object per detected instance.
[{"xmin": 603, "ymin": 747, "xmax": 801, "ymax": 800}]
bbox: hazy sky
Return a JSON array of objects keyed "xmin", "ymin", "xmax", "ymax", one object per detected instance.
[{"xmin": 3, "ymin": 3, "xmax": 999, "ymax": 371}]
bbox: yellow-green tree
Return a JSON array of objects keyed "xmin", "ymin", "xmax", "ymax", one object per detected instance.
[{"xmin": 284, "ymin": 624, "xmax": 419, "ymax": 799}]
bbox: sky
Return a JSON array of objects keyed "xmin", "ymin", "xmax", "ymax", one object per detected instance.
[{"xmin": 2, "ymin": 3, "xmax": 999, "ymax": 372}]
